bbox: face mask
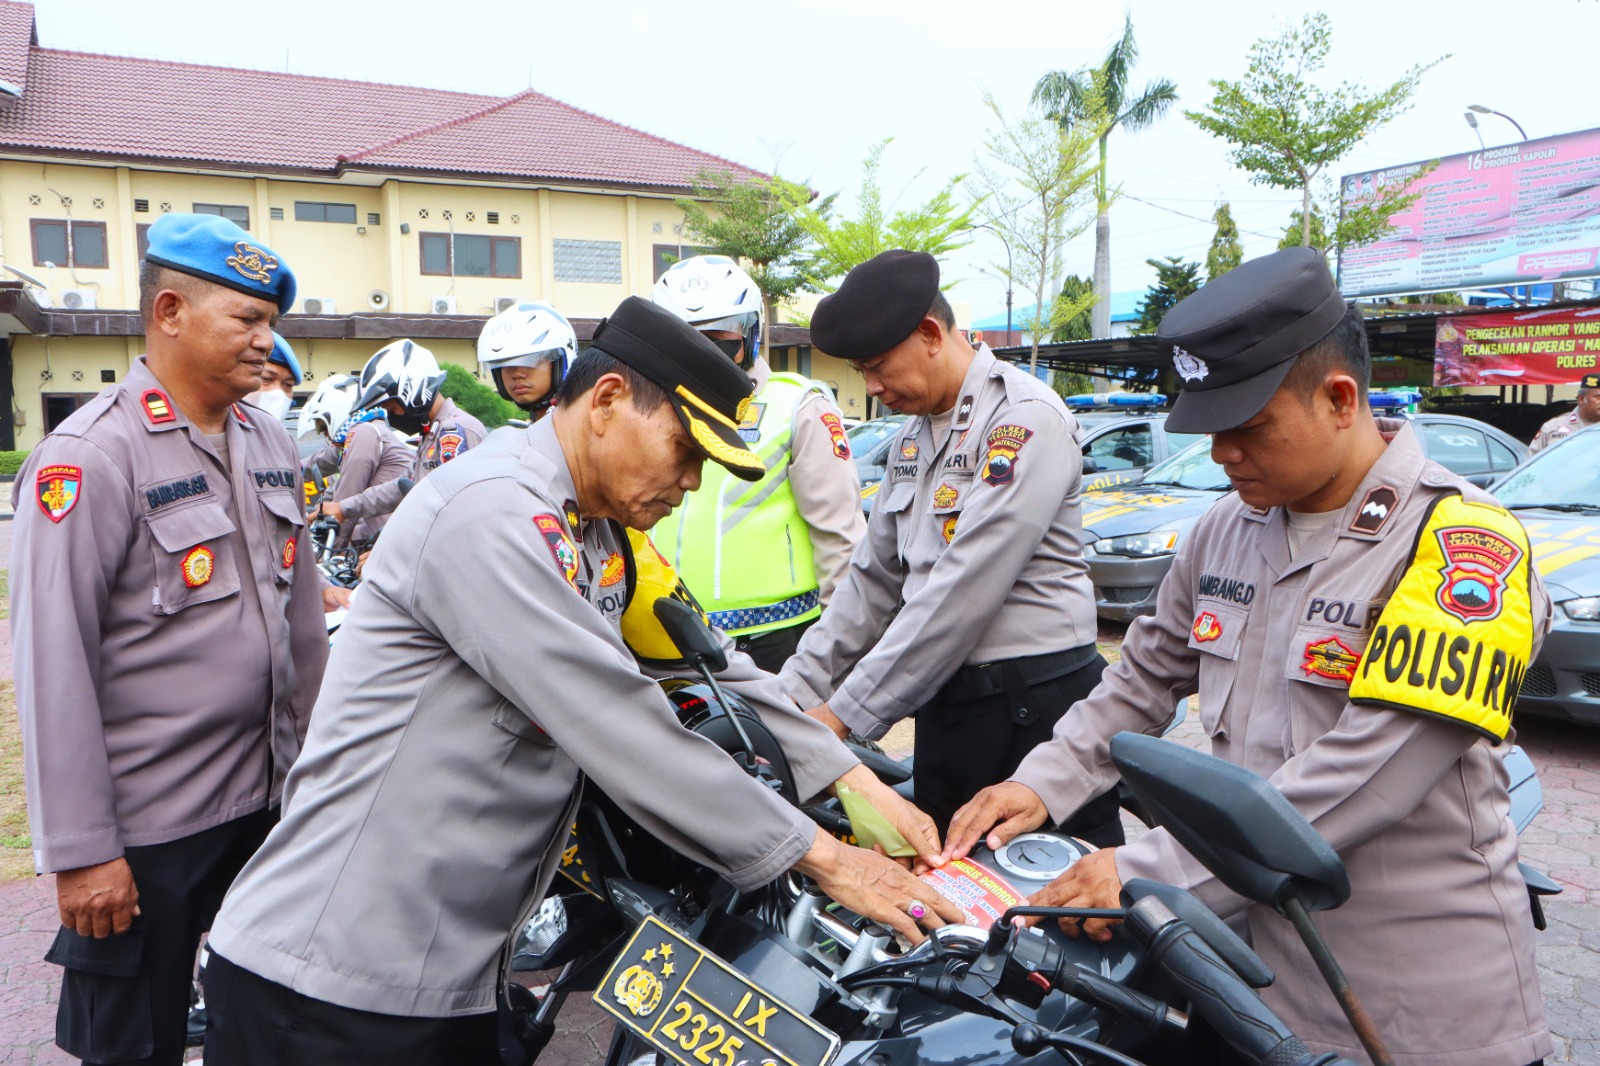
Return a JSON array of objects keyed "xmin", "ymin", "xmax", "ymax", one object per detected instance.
[
  {"xmin": 388, "ymin": 409, "xmax": 427, "ymax": 435},
  {"xmin": 247, "ymin": 390, "xmax": 291, "ymax": 420},
  {"xmin": 708, "ymin": 337, "xmax": 746, "ymax": 364}
]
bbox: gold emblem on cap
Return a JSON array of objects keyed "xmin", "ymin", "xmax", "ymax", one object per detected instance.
[{"xmin": 227, "ymin": 241, "xmax": 278, "ymax": 284}]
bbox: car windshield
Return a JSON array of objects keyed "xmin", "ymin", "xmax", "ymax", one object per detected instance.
[
  {"xmin": 1139, "ymin": 438, "xmax": 1228, "ymax": 491},
  {"xmin": 848, "ymin": 417, "xmax": 904, "ymax": 453},
  {"xmin": 1495, "ymin": 428, "xmax": 1600, "ymax": 510}
]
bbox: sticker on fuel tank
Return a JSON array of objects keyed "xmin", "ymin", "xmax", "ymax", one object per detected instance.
[{"xmin": 919, "ymin": 857, "xmax": 1026, "ymax": 930}]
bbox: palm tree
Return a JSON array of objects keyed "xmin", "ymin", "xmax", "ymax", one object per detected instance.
[{"xmin": 1032, "ymin": 14, "xmax": 1177, "ymax": 338}]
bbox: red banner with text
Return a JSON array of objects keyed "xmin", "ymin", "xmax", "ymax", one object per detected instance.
[{"xmin": 1434, "ymin": 307, "xmax": 1600, "ymax": 386}]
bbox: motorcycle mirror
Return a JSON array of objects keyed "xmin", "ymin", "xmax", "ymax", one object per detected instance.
[
  {"xmin": 652, "ymin": 598, "xmax": 727, "ymax": 673},
  {"xmin": 1110, "ymin": 732, "xmax": 1349, "ymax": 915}
]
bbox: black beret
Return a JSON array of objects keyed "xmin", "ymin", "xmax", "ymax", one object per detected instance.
[
  {"xmin": 1157, "ymin": 246, "xmax": 1348, "ymax": 434},
  {"xmin": 589, "ymin": 297, "xmax": 763, "ymax": 480},
  {"xmin": 1582, "ymin": 373, "xmax": 1600, "ymax": 389},
  {"xmin": 810, "ymin": 249, "xmax": 940, "ymax": 360}
]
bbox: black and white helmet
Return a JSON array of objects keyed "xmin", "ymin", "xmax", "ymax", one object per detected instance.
[
  {"xmin": 652, "ymin": 255, "xmax": 763, "ymax": 367},
  {"xmin": 355, "ymin": 339, "xmax": 446, "ymax": 418}
]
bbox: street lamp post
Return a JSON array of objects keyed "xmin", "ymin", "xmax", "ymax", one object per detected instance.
[
  {"xmin": 968, "ymin": 223, "xmax": 1014, "ymax": 343},
  {"xmin": 1463, "ymin": 111, "xmax": 1486, "ymax": 150},
  {"xmin": 1466, "ymin": 104, "xmax": 1528, "ymax": 141}
]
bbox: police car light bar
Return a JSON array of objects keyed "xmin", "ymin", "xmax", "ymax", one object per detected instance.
[{"xmin": 1064, "ymin": 393, "xmax": 1169, "ymax": 409}]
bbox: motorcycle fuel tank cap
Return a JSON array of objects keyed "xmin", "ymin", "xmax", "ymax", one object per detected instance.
[{"xmin": 991, "ymin": 833, "xmax": 1094, "ymax": 883}]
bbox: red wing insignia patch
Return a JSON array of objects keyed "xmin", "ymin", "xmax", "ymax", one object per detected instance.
[
  {"xmin": 1192, "ymin": 611, "xmax": 1222, "ymax": 643},
  {"xmin": 182, "ymin": 545, "xmax": 215, "ymax": 587},
  {"xmin": 821, "ymin": 412, "xmax": 851, "ymax": 459},
  {"xmin": 281, "ymin": 538, "xmax": 297, "ymax": 569},
  {"xmin": 534, "ymin": 514, "xmax": 580, "ymax": 589},
  {"xmin": 1436, "ymin": 525, "xmax": 1523, "ymax": 623},
  {"xmin": 36, "ymin": 464, "xmax": 83, "ymax": 522},
  {"xmin": 141, "ymin": 389, "xmax": 176, "ymax": 424},
  {"xmin": 981, "ymin": 425, "xmax": 1034, "ymax": 486},
  {"xmin": 438, "ymin": 431, "xmax": 466, "ymax": 462},
  {"xmin": 1303, "ymin": 636, "xmax": 1361, "ymax": 683},
  {"xmin": 1350, "ymin": 486, "xmax": 1399, "ymax": 535}
]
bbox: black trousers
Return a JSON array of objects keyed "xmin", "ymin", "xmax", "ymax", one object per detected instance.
[
  {"xmin": 913, "ymin": 647, "xmax": 1126, "ymax": 847},
  {"xmin": 203, "ymin": 952, "xmax": 499, "ymax": 1066},
  {"xmin": 46, "ymin": 808, "xmax": 275, "ymax": 1066},
  {"xmin": 734, "ymin": 616, "xmax": 816, "ymax": 675}
]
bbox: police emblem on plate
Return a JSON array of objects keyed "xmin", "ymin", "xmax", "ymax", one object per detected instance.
[
  {"xmin": 613, "ymin": 962, "xmax": 665, "ymax": 1018},
  {"xmin": 534, "ymin": 515, "xmax": 580, "ymax": 589},
  {"xmin": 1302, "ymin": 636, "xmax": 1360, "ymax": 683},
  {"xmin": 182, "ymin": 545, "xmax": 215, "ymax": 588},
  {"xmin": 1435, "ymin": 524, "xmax": 1523, "ymax": 623},
  {"xmin": 981, "ymin": 425, "xmax": 1034, "ymax": 486},
  {"xmin": 933, "ymin": 483, "xmax": 959, "ymax": 509},
  {"xmin": 820, "ymin": 412, "xmax": 851, "ymax": 458},
  {"xmin": 1192, "ymin": 611, "xmax": 1222, "ymax": 642},
  {"xmin": 1172, "ymin": 346, "xmax": 1209, "ymax": 382},
  {"xmin": 35, "ymin": 464, "xmax": 82, "ymax": 522},
  {"xmin": 226, "ymin": 240, "xmax": 278, "ymax": 284}
]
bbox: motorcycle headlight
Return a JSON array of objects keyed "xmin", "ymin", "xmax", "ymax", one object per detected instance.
[
  {"xmin": 1093, "ymin": 530, "xmax": 1181, "ymax": 557},
  {"xmin": 1560, "ymin": 596, "xmax": 1600, "ymax": 621}
]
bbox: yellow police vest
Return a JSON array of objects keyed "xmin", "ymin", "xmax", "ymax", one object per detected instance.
[{"xmin": 656, "ymin": 373, "xmax": 824, "ymax": 637}]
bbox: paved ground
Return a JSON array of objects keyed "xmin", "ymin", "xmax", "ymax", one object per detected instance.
[{"xmin": 1, "ymin": 501, "xmax": 1597, "ymax": 1062}]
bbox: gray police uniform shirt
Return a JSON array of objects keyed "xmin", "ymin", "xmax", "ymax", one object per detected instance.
[
  {"xmin": 11, "ymin": 357, "xmax": 328, "ymax": 873},
  {"xmin": 339, "ymin": 396, "xmax": 486, "ymax": 523},
  {"xmin": 318, "ymin": 421, "xmax": 414, "ymax": 544},
  {"xmin": 208, "ymin": 417, "xmax": 854, "ymax": 1018},
  {"xmin": 781, "ymin": 344, "xmax": 1098, "ymax": 737},
  {"xmin": 1012, "ymin": 424, "xmax": 1552, "ymax": 1066},
  {"xmin": 1528, "ymin": 407, "xmax": 1588, "ymax": 453}
]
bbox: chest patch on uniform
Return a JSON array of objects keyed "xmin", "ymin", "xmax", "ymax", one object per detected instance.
[
  {"xmin": 981, "ymin": 425, "xmax": 1033, "ymax": 486},
  {"xmin": 253, "ymin": 469, "xmax": 297, "ymax": 490},
  {"xmin": 1192, "ymin": 611, "xmax": 1222, "ymax": 642},
  {"xmin": 899, "ymin": 439, "xmax": 919, "ymax": 462},
  {"xmin": 438, "ymin": 431, "xmax": 466, "ymax": 461},
  {"xmin": 36, "ymin": 464, "xmax": 83, "ymax": 522},
  {"xmin": 182, "ymin": 545, "xmax": 215, "ymax": 587},
  {"xmin": 1198, "ymin": 572, "xmax": 1256, "ymax": 605},
  {"xmin": 1302, "ymin": 636, "xmax": 1361, "ymax": 683},
  {"xmin": 737, "ymin": 401, "xmax": 766, "ymax": 443},
  {"xmin": 281, "ymin": 538, "xmax": 296, "ymax": 569},
  {"xmin": 141, "ymin": 389, "xmax": 176, "ymax": 424},
  {"xmin": 1349, "ymin": 495, "xmax": 1535, "ymax": 742},
  {"xmin": 534, "ymin": 514, "xmax": 580, "ymax": 589},
  {"xmin": 145, "ymin": 474, "xmax": 210, "ymax": 511},
  {"xmin": 1350, "ymin": 485, "xmax": 1400, "ymax": 535},
  {"xmin": 941, "ymin": 515, "xmax": 958, "ymax": 544},
  {"xmin": 933, "ymin": 483, "xmax": 959, "ymax": 509},
  {"xmin": 600, "ymin": 552, "xmax": 626, "ymax": 587},
  {"xmin": 820, "ymin": 412, "xmax": 851, "ymax": 458}
]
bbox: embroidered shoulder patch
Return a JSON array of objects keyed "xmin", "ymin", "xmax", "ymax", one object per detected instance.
[
  {"xmin": 534, "ymin": 514, "xmax": 580, "ymax": 589},
  {"xmin": 933, "ymin": 483, "xmax": 959, "ymax": 509},
  {"xmin": 141, "ymin": 390, "xmax": 176, "ymax": 424},
  {"xmin": 438, "ymin": 431, "xmax": 466, "ymax": 461},
  {"xmin": 1192, "ymin": 611, "xmax": 1222, "ymax": 642},
  {"xmin": 1351, "ymin": 486, "xmax": 1399, "ymax": 535},
  {"xmin": 36, "ymin": 464, "xmax": 83, "ymax": 522},
  {"xmin": 981, "ymin": 424, "xmax": 1034, "ymax": 486},
  {"xmin": 1303, "ymin": 636, "xmax": 1361, "ymax": 683},
  {"xmin": 182, "ymin": 545, "xmax": 215, "ymax": 588},
  {"xmin": 821, "ymin": 412, "xmax": 851, "ymax": 459}
]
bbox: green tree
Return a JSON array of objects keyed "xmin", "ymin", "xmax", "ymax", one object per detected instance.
[
  {"xmin": 1187, "ymin": 12, "xmax": 1442, "ymax": 252},
  {"xmin": 1206, "ymin": 202, "xmax": 1244, "ymax": 280},
  {"xmin": 798, "ymin": 139, "xmax": 976, "ymax": 289},
  {"xmin": 1134, "ymin": 256, "xmax": 1203, "ymax": 334},
  {"xmin": 1276, "ymin": 204, "xmax": 1330, "ymax": 254},
  {"xmin": 968, "ymin": 91, "xmax": 1105, "ymax": 375},
  {"xmin": 440, "ymin": 362, "xmax": 520, "ymax": 429},
  {"xmin": 1032, "ymin": 13, "xmax": 1178, "ymax": 338},
  {"xmin": 1050, "ymin": 274, "xmax": 1095, "ymax": 342},
  {"xmin": 676, "ymin": 169, "xmax": 834, "ymax": 319}
]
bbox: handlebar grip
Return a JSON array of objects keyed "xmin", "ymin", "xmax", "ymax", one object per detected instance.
[
  {"xmin": 1147, "ymin": 921, "xmax": 1303, "ymax": 1066},
  {"xmin": 1057, "ymin": 964, "xmax": 1175, "ymax": 1036}
]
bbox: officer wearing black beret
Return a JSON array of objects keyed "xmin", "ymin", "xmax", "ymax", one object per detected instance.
[
  {"xmin": 780, "ymin": 249, "xmax": 1120, "ymax": 842},
  {"xmin": 950, "ymin": 246, "xmax": 1553, "ymax": 1066},
  {"xmin": 1531, "ymin": 369, "xmax": 1600, "ymax": 453}
]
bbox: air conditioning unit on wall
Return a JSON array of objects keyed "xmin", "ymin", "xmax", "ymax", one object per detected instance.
[
  {"xmin": 432, "ymin": 295, "xmax": 457, "ymax": 314},
  {"xmin": 60, "ymin": 288, "xmax": 97, "ymax": 310},
  {"xmin": 494, "ymin": 296, "xmax": 521, "ymax": 314},
  {"xmin": 303, "ymin": 296, "xmax": 337, "ymax": 315}
]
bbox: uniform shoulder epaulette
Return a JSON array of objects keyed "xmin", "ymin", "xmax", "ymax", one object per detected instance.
[{"xmin": 49, "ymin": 386, "xmax": 127, "ymax": 442}]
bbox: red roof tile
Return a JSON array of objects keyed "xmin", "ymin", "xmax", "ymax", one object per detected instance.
[
  {"xmin": 0, "ymin": 1, "xmax": 33, "ymax": 98},
  {"xmin": 0, "ymin": 1, "xmax": 762, "ymax": 189}
]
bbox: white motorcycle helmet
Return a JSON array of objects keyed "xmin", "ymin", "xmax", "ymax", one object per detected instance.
[
  {"xmin": 355, "ymin": 339, "xmax": 447, "ymax": 435},
  {"xmin": 651, "ymin": 255, "xmax": 762, "ymax": 368},
  {"xmin": 476, "ymin": 301, "xmax": 576, "ymax": 414},
  {"xmin": 296, "ymin": 374, "xmax": 360, "ymax": 440}
]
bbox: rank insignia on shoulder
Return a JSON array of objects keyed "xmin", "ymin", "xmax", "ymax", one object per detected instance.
[
  {"xmin": 1192, "ymin": 611, "xmax": 1222, "ymax": 642},
  {"xmin": 600, "ymin": 552, "xmax": 625, "ymax": 587},
  {"xmin": 956, "ymin": 394, "xmax": 975, "ymax": 425},
  {"xmin": 231, "ymin": 403, "xmax": 249, "ymax": 424},
  {"xmin": 36, "ymin": 464, "xmax": 83, "ymax": 522},
  {"xmin": 534, "ymin": 514, "xmax": 580, "ymax": 590},
  {"xmin": 820, "ymin": 412, "xmax": 851, "ymax": 459},
  {"xmin": 281, "ymin": 538, "xmax": 296, "ymax": 569},
  {"xmin": 1350, "ymin": 485, "xmax": 1399, "ymax": 535},
  {"xmin": 1302, "ymin": 636, "xmax": 1360, "ymax": 683},
  {"xmin": 182, "ymin": 545, "xmax": 215, "ymax": 588},
  {"xmin": 981, "ymin": 424, "xmax": 1034, "ymax": 486},
  {"xmin": 438, "ymin": 431, "xmax": 466, "ymax": 461},
  {"xmin": 142, "ymin": 389, "xmax": 176, "ymax": 424},
  {"xmin": 563, "ymin": 498, "xmax": 581, "ymax": 535}
]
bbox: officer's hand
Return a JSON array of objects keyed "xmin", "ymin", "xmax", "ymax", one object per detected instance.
[
  {"xmin": 56, "ymin": 858, "xmax": 140, "ymax": 938},
  {"xmin": 940, "ymin": 781, "xmax": 1049, "ymax": 865},
  {"xmin": 1026, "ymin": 847, "xmax": 1122, "ymax": 942},
  {"xmin": 321, "ymin": 585, "xmax": 353, "ymax": 612},
  {"xmin": 320, "ymin": 500, "xmax": 346, "ymax": 524},
  {"xmin": 831, "ymin": 764, "xmax": 941, "ymax": 871},
  {"xmin": 804, "ymin": 703, "xmax": 849, "ymax": 740},
  {"xmin": 356, "ymin": 550, "xmax": 371, "ymax": 577},
  {"xmin": 792, "ymin": 829, "xmax": 963, "ymax": 946}
]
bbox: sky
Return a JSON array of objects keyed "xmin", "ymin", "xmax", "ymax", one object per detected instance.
[{"xmin": 26, "ymin": 0, "xmax": 1600, "ymax": 322}]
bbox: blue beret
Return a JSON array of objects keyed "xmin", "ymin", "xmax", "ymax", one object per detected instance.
[
  {"xmin": 269, "ymin": 331, "xmax": 303, "ymax": 385},
  {"xmin": 144, "ymin": 213, "xmax": 297, "ymax": 313}
]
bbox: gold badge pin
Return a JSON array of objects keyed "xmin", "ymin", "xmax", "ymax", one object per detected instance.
[{"xmin": 226, "ymin": 240, "xmax": 278, "ymax": 284}]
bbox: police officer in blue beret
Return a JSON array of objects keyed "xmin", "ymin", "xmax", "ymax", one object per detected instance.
[
  {"xmin": 10, "ymin": 213, "xmax": 331, "ymax": 1066},
  {"xmin": 247, "ymin": 331, "xmax": 302, "ymax": 421}
]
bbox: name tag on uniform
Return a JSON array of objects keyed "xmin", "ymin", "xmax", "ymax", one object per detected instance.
[{"xmin": 594, "ymin": 915, "xmax": 839, "ymax": 1066}]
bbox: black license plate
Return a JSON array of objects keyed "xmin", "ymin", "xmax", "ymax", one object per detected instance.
[{"xmin": 593, "ymin": 916, "xmax": 840, "ymax": 1066}]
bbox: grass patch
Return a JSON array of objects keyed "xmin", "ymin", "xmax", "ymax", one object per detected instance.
[{"xmin": 0, "ymin": 680, "xmax": 33, "ymax": 881}]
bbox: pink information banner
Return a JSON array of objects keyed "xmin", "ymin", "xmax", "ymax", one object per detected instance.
[
  {"xmin": 1434, "ymin": 306, "xmax": 1600, "ymax": 386},
  {"xmin": 1339, "ymin": 127, "xmax": 1600, "ymax": 299}
]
